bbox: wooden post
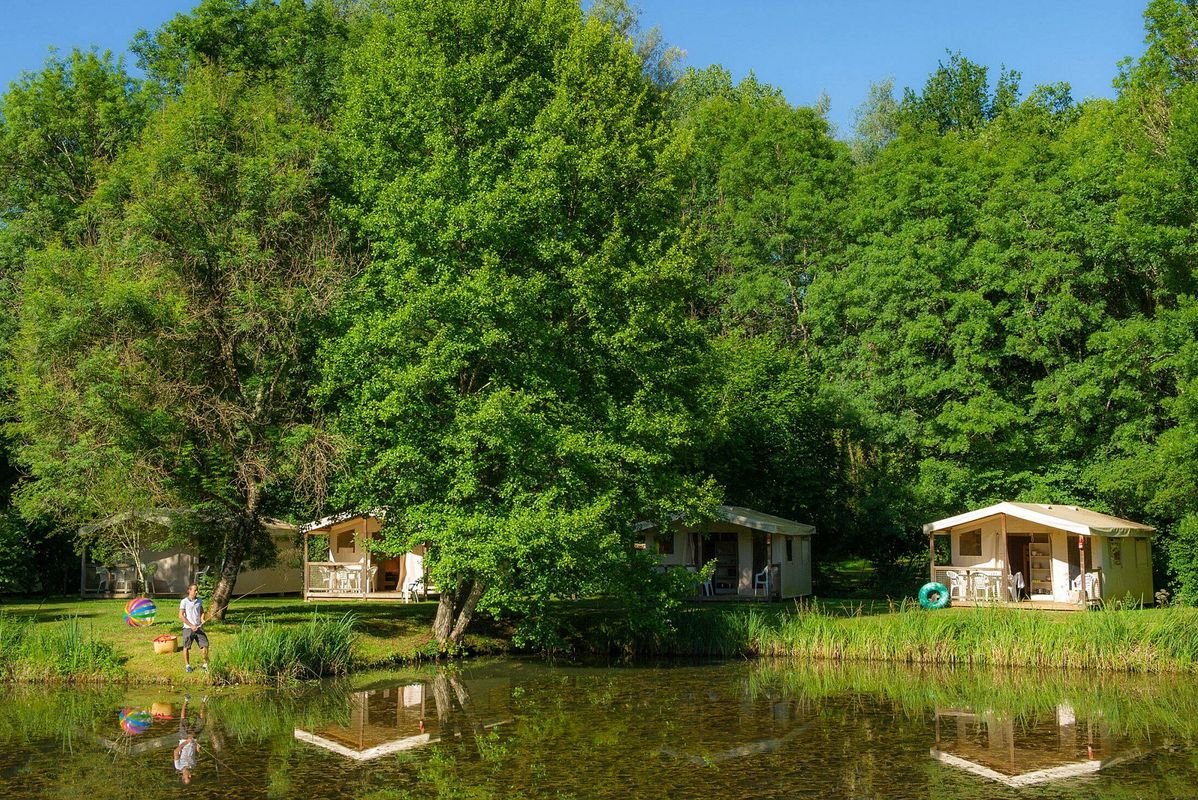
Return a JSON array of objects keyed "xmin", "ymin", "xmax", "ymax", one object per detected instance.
[
  {"xmin": 302, "ymin": 530, "xmax": 309, "ymax": 601},
  {"xmin": 999, "ymin": 513, "xmax": 1008, "ymax": 603},
  {"xmin": 364, "ymin": 528, "xmax": 372, "ymax": 600},
  {"xmin": 1079, "ymin": 535, "xmax": 1088, "ymax": 608},
  {"xmin": 79, "ymin": 549, "xmax": 87, "ymax": 599},
  {"xmin": 929, "ymin": 532, "xmax": 936, "ymax": 582}
]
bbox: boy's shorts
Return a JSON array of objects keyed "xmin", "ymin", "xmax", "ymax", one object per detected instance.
[{"xmin": 182, "ymin": 628, "xmax": 209, "ymax": 650}]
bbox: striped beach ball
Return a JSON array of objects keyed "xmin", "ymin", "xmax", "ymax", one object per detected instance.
[
  {"xmin": 124, "ymin": 597, "xmax": 157, "ymax": 627},
  {"xmin": 119, "ymin": 707, "xmax": 153, "ymax": 735}
]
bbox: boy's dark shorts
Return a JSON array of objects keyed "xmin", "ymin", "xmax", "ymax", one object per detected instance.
[{"xmin": 182, "ymin": 628, "xmax": 209, "ymax": 650}]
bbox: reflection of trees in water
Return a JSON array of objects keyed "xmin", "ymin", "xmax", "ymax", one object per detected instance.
[
  {"xmin": 4, "ymin": 663, "xmax": 1198, "ymax": 800},
  {"xmin": 747, "ymin": 660, "xmax": 1198, "ymax": 740}
]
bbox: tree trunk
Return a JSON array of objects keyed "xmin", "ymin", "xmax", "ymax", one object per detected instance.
[
  {"xmin": 432, "ymin": 579, "xmax": 486, "ymax": 649},
  {"xmin": 208, "ymin": 516, "xmax": 253, "ymax": 620}
]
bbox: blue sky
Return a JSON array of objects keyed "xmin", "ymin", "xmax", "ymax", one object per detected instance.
[{"xmin": 0, "ymin": 0, "xmax": 1150, "ymax": 136}]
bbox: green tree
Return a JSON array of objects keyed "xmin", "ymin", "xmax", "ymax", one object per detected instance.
[
  {"xmin": 131, "ymin": 0, "xmax": 353, "ymax": 118},
  {"xmin": 10, "ymin": 69, "xmax": 350, "ymax": 617},
  {"xmin": 0, "ymin": 50, "xmax": 150, "ymax": 593},
  {"xmin": 324, "ymin": 0, "xmax": 716, "ymax": 647}
]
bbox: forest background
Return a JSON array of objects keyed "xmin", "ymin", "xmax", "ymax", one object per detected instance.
[{"xmin": 1, "ymin": 0, "xmax": 1197, "ymax": 647}]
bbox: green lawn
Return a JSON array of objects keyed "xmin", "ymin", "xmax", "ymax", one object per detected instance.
[{"xmin": 0, "ymin": 595, "xmax": 509, "ymax": 685}]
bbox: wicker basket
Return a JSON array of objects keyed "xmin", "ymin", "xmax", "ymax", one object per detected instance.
[{"xmin": 152, "ymin": 635, "xmax": 178, "ymax": 655}]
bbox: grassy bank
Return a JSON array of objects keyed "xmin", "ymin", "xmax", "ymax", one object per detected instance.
[
  {"xmin": 0, "ymin": 596, "xmax": 509, "ymax": 685},
  {"xmin": 0, "ymin": 613, "xmax": 123, "ymax": 682},
  {"xmin": 5, "ymin": 596, "xmax": 1198, "ymax": 683},
  {"xmin": 634, "ymin": 600, "xmax": 1198, "ymax": 672}
]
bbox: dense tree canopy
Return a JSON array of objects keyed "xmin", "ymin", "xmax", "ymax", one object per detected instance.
[{"xmin": 5, "ymin": 0, "xmax": 1198, "ymax": 633}]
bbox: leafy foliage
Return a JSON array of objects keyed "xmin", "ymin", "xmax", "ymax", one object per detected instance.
[{"xmin": 322, "ymin": 0, "xmax": 718, "ymax": 647}]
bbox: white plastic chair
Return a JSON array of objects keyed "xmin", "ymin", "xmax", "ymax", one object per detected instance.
[
  {"xmin": 686, "ymin": 565, "xmax": 714, "ymax": 597},
  {"xmin": 1071, "ymin": 572, "xmax": 1098, "ymax": 601},
  {"xmin": 94, "ymin": 566, "xmax": 110, "ymax": 594},
  {"xmin": 1007, "ymin": 571, "xmax": 1024, "ymax": 602},
  {"xmin": 971, "ymin": 573, "xmax": 997, "ymax": 601},
  {"xmin": 753, "ymin": 567, "xmax": 770, "ymax": 597},
  {"xmin": 944, "ymin": 570, "xmax": 968, "ymax": 602}
]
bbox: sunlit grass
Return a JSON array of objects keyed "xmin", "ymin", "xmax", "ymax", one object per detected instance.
[
  {"xmin": 211, "ymin": 611, "xmax": 358, "ymax": 684},
  {"xmin": 0, "ymin": 612, "xmax": 124, "ymax": 682},
  {"xmin": 744, "ymin": 601, "xmax": 1198, "ymax": 672}
]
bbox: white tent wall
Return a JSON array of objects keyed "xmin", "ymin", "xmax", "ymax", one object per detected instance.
[
  {"xmin": 773, "ymin": 534, "xmax": 810, "ymax": 597},
  {"xmin": 139, "ymin": 548, "xmax": 195, "ymax": 595}
]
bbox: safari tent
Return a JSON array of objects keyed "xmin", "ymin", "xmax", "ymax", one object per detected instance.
[
  {"xmin": 638, "ymin": 505, "xmax": 815, "ymax": 599},
  {"xmin": 924, "ymin": 502, "xmax": 1154, "ymax": 607},
  {"xmin": 79, "ymin": 511, "xmax": 301, "ymax": 598},
  {"xmin": 301, "ymin": 511, "xmax": 431, "ymax": 601}
]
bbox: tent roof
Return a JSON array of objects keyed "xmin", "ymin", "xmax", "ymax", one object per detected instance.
[
  {"xmin": 637, "ymin": 506, "xmax": 815, "ymax": 536},
  {"xmin": 923, "ymin": 502, "xmax": 1154, "ymax": 538},
  {"xmin": 718, "ymin": 506, "xmax": 815, "ymax": 536},
  {"xmin": 301, "ymin": 509, "xmax": 386, "ymax": 535}
]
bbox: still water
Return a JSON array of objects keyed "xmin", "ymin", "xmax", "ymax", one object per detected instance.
[{"xmin": 2, "ymin": 659, "xmax": 1198, "ymax": 799}]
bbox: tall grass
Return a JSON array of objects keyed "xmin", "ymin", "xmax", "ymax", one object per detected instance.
[
  {"xmin": 746, "ymin": 601, "xmax": 1198, "ymax": 672},
  {"xmin": 212, "ymin": 611, "xmax": 357, "ymax": 684},
  {"xmin": 595, "ymin": 601, "xmax": 1198, "ymax": 672},
  {"xmin": 0, "ymin": 612, "xmax": 124, "ymax": 682}
]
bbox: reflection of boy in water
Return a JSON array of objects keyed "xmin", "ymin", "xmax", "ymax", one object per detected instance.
[{"xmin": 173, "ymin": 695, "xmax": 205, "ymax": 784}]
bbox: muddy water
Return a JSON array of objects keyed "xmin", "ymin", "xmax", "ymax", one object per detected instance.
[{"xmin": 2, "ymin": 660, "xmax": 1197, "ymax": 799}]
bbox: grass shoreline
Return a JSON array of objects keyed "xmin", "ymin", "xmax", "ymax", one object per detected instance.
[{"xmin": 3, "ymin": 596, "xmax": 1197, "ymax": 685}]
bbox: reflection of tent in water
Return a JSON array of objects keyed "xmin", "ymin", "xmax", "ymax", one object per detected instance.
[
  {"xmin": 930, "ymin": 704, "xmax": 1149, "ymax": 788},
  {"xmin": 293, "ymin": 677, "xmax": 512, "ymax": 761}
]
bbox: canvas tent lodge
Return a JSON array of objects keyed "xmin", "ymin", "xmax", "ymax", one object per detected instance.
[
  {"xmin": 925, "ymin": 502, "xmax": 1154, "ymax": 608},
  {"xmin": 639, "ymin": 505, "xmax": 815, "ymax": 600},
  {"xmin": 302, "ymin": 511, "xmax": 430, "ymax": 601},
  {"xmin": 79, "ymin": 512, "xmax": 302, "ymax": 598}
]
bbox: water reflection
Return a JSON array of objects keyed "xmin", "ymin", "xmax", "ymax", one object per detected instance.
[
  {"xmin": 930, "ymin": 703, "xmax": 1147, "ymax": 788},
  {"xmin": 1, "ymin": 661, "xmax": 1197, "ymax": 799},
  {"xmin": 293, "ymin": 675, "xmax": 512, "ymax": 761}
]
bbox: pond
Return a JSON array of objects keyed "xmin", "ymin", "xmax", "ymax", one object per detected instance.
[{"xmin": 2, "ymin": 659, "xmax": 1198, "ymax": 799}]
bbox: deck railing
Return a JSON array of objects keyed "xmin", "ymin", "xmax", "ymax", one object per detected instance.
[
  {"xmin": 305, "ymin": 562, "xmax": 376, "ymax": 597},
  {"xmin": 933, "ymin": 566, "xmax": 1105, "ymax": 604},
  {"xmin": 932, "ymin": 567, "xmax": 1005, "ymax": 602}
]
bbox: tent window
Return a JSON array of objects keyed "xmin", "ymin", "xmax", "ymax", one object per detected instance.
[
  {"xmin": 786, "ymin": 538, "xmax": 793, "ymax": 562},
  {"xmin": 1110, "ymin": 540, "xmax": 1122, "ymax": 567},
  {"xmin": 658, "ymin": 534, "xmax": 674, "ymax": 556},
  {"xmin": 336, "ymin": 531, "xmax": 355, "ymax": 553},
  {"xmin": 959, "ymin": 529, "xmax": 982, "ymax": 556}
]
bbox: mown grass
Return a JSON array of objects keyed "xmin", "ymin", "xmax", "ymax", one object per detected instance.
[
  {"xmin": 0, "ymin": 612, "xmax": 124, "ymax": 682},
  {"xmin": 211, "ymin": 611, "xmax": 358, "ymax": 684}
]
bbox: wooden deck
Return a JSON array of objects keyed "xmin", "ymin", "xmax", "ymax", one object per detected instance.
[{"xmin": 304, "ymin": 591, "xmax": 412, "ymax": 602}]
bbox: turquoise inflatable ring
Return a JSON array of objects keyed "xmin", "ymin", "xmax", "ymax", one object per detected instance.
[{"xmin": 919, "ymin": 582, "xmax": 950, "ymax": 609}]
